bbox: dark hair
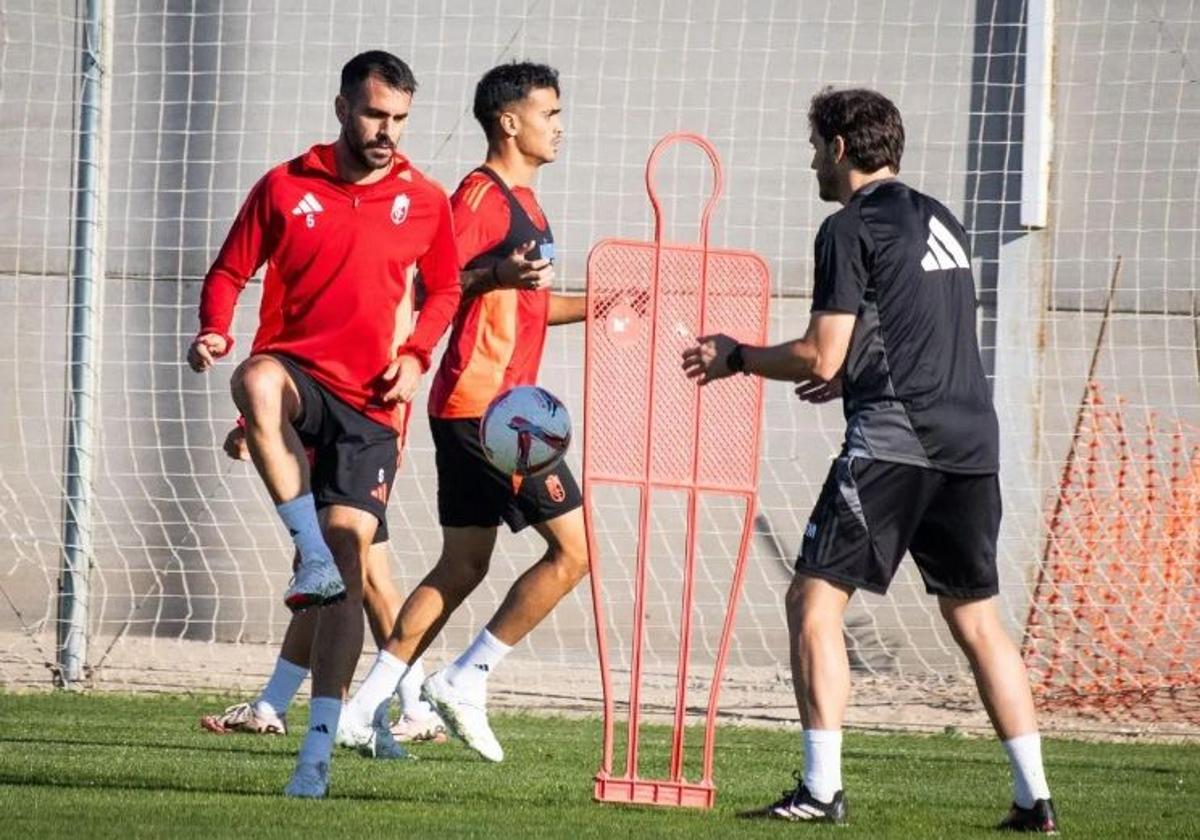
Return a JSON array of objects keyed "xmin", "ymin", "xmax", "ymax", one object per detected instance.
[
  {"xmin": 473, "ymin": 61, "xmax": 560, "ymax": 136},
  {"xmin": 808, "ymin": 87, "xmax": 904, "ymax": 173},
  {"xmin": 340, "ymin": 50, "xmax": 417, "ymax": 100}
]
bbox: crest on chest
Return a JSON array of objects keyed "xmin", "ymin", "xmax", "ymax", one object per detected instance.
[{"xmin": 390, "ymin": 194, "xmax": 410, "ymax": 225}]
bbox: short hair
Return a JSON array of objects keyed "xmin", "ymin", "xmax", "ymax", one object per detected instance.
[
  {"xmin": 808, "ymin": 87, "xmax": 904, "ymax": 173},
  {"xmin": 473, "ymin": 61, "xmax": 560, "ymax": 136},
  {"xmin": 340, "ymin": 50, "xmax": 417, "ymax": 100}
]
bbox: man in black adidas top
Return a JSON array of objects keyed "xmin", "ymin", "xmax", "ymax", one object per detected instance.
[{"xmin": 683, "ymin": 87, "xmax": 1056, "ymax": 832}]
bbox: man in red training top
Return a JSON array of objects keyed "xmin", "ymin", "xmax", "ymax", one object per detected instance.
[{"xmin": 187, "ymin": 50, "xmax": 459, "ymax": 797}]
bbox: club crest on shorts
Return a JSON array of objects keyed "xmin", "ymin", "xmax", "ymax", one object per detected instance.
[
  {"xmin": 390, "ymin": 194, "xmax": 410, "ymax": 225},
  {"xmin": 544, "ymin": 473, "xmax": 566, "ymax": 503}
]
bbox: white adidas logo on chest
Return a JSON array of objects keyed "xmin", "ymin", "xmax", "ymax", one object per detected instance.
[{"xmin": 291, "ymin": 192, "xmax": 324, "ymax": 228}]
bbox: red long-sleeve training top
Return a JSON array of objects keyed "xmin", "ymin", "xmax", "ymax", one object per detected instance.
[{"xmin": 198, "ymin": 143, "xmax": 461, "ymax": 429}]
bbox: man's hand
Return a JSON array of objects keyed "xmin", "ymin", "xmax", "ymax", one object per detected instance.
[
  {"xmin": 188, "ymin": 333, "xmax": 228, "ymax": 372},
  {"xmin": 794, "ymin": 376, "xmax": 843, "ymax": 404},
  {"xmin": 494, "ymin": 240, "xmax": 554, "ymax": 291},
  {"xmin": 222, "ymin": 425, "xmax": 251, "ymax": 461},
  {"xmin": 681, "ymin": 333, "xmax": 739, "ymax": 385},
  {"xmin": 380, "ymin": 353, "xmax": 423, "ymax": 403}
]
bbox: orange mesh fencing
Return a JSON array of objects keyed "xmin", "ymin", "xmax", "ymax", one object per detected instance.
[{"xmin": 1023, "ymin": 382, "xmax": 1200, "ymax": 725}]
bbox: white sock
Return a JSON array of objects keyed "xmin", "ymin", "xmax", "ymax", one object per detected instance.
[
  {"xmin": 446, "ymin": 628, "xmax": 512, "ymax": 694},
  {"xmin": 396, "ymin": 657, "xmax": 435, "ymax": 718},
  {"xmin": 344, "ymin": 651, "xmax": 407, "ymax": 730},
  {"xmin": 255, "ymin": 656, "xmax": 308, "ymax": 718},
  {"xmin": 802, "ymin": 729, "xmax": 843, "ymax": 803},
  {"xmin": 1003, "ymin": 733, "xmax": 1051, "ymax": 807},
  {"xmin": 298, "ymin": 696, "xmax": 341, "ymax": 767}
]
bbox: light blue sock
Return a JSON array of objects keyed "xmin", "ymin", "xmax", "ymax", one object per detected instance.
[
  {"xmin": 298, "ymin": 696, "xmax": 341, "ymax": 766},
  {"xmin": 276, "ymin": 493, "xmax": 331, "ymax": 563}
]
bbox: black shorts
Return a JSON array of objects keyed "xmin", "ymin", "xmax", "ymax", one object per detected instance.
[
  {"xmin": 430, "ymin": 416, "xmax": 582, "ymax": 532},
  {"xmin": 271, "ymin": 354, "xmax": 398, "ymax": 544},
  {"xmin": 797, "ymin": 457, "xmax": 1001, "ymax": 598}
]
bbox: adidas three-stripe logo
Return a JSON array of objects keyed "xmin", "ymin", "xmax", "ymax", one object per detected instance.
[
  {"xmin": 920, "ymin": 216, "xmax": 970, "ymax": 272},
  {"xmin": 784, "ymin": 802, "xmax": 829, "ymax": 820},
  {"xmin": 291, "ymin": 192, "xmax": 324, "ymax": 216}
]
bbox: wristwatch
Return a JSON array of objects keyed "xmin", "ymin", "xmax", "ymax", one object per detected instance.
[{"xmin": 727, "ymin": 343, "xmax": 747, "ymax": 374}]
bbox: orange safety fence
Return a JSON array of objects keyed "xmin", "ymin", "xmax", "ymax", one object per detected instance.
[{"xmin": 1023, "ymin": 382, "xmax": 1200, "ymax": 725}]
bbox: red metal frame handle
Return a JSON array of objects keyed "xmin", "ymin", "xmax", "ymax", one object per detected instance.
[{"xmin": 644, "ymin": 132, "xmax": 725, "ymax": 247}]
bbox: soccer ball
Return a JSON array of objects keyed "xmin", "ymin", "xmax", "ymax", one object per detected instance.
[{"xmin": 479, "ymin": 385, "xmax": 572, "ymax": 476}]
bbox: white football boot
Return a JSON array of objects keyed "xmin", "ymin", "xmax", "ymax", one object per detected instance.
[
  {"xmin": 335, "ymin": 716, "xmax": 412, "ymax": 760},
  {"xmin": 420, "ymin": 670, "xmax": 503, "ymax": 763},
  {"xmin": 390, "ymin": 709, "xmax": 449, "ymax": 744},
  {"xmin": 199, "ymin": 701, "xmax": 286, "ymax": 735}
]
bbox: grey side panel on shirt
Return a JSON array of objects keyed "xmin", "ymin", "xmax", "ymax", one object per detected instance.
[{"xmin": 843, "ymin": 297, "xmax": 934, "ymax": 467}]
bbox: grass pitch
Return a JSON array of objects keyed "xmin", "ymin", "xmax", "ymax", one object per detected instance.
[{"xmin": 1, "ymin": 692, "xmax": 1196, "ymax": 838}]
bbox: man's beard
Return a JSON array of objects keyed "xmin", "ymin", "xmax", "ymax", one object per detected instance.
[
  {"xmin": 346, "ymin": 130, "xmax": 394, "ymax": 170},
  {"xmin": 817, "ymin": 169, "xmax": 837, "ymax": 201}
]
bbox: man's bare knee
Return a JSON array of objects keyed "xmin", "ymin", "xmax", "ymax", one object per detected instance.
[
  {"xmin": 797, "ymin": 608, "xmax": 842, "ymax": 646},
  {"xmin": 363, "ymin": 546, "xmax": 393, "ymax": 593},
  {"xmin": 432, "ymin": 551, "xmax": 489, "ymax": 596},
  {"xmin": 231, "ymin": 356, "xmax": 296, "ymax": 418},
  {"xmin": 230, "ymin": 356, "xmax": 283, "ymax": 404},
  {"xmin": 430, "ymin": 526, "xmax": 498, "ymax": 601},
  {"xmin": 361, "ymin": 554, "xmax": 401, "ymax": 647},
  {"xmin": 787, "ymin": 575, "xmax": 850, "ymax": 633},
  {"xmin": 548, "ymin": 540, "xmax": 589, "ymax": 586},
  {"xmin": 940, "ymin": 597, "xmax": 1008, "ymax": 652},
  {"xmin": 532, "ymin": 510, "xmax": 589, "ymax": 586}
]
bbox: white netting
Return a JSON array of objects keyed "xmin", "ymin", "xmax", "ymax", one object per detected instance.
[{"xmin": 1, "ymin": 1, "xmax": 1197, "ymax": 734}]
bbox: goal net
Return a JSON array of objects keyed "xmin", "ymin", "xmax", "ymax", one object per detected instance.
[{"xmin": 1, "ymin": 1, "xmax": 1196, "ymax": 735}]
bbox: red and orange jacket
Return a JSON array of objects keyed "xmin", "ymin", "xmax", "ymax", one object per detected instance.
[{"xmin": 428, "ymin": 169, "xmax": 552, "ymax": 419}]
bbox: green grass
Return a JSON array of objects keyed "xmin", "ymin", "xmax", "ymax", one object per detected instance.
[{"xmin": 0, "ymin": 693, "xmax": 1196, "ymax": 838}]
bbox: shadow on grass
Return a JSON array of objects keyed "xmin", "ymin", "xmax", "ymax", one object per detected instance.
[
  {"xmin": 838, "ymin": 745, "xmax": 1193, "ymax": 775},
  {"xmin": 3, "ymin": 731, "xmax": 1189, "ymax": 779},
  {"xmin": 0, "ymin": 772, "xmax": 600, "ymax": 809},
  {"xmin": 0, "ymin": 733, "xmax": 292, "ymax": 756}
]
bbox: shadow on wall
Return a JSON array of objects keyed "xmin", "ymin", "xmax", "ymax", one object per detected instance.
[
  {"xmin": 963, "ymin": 0, "xmax": 1027, "ymax": 384},
  {"xmin": 99, "ymin": 9, "xmax": 263, "ymax": 642}
]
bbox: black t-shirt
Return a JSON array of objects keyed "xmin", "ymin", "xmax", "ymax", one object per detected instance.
[{"xmin": 811, "ymin": 179, "xmax": 999, "ymax": 474}]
